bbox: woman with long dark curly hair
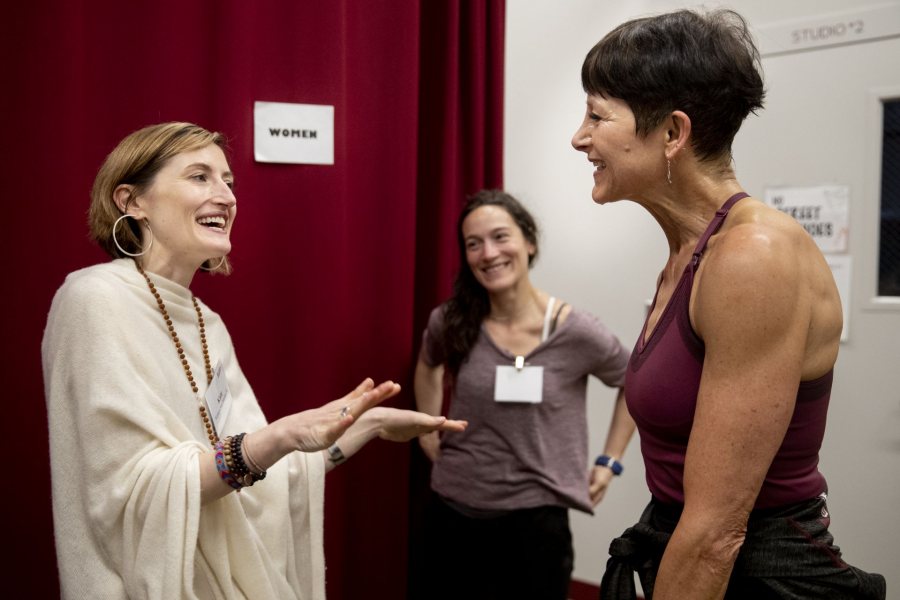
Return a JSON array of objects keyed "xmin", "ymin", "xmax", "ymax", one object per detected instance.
[{"xmin": 413, "ymin": 189, "xmax": 634, "ymax": 599}]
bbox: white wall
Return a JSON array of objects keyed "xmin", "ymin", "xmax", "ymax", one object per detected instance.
[{"xmin": 505, "ymin": 0, "xmax": 900, "ymax": 594}]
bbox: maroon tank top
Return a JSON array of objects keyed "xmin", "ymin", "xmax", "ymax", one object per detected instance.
[{"xmin": 625, "ymin": 192, "xmax": 830, "ymax": 509}]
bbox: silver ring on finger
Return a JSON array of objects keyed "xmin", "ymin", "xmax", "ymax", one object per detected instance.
[{"xmin": 340, "ymin": 406, "xmax": 350, "ymax": 418}]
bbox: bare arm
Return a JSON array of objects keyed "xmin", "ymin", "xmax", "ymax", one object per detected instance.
[
  {"xmin": 414, "ymin": 356, "xmax": 445, "ymax": 461},
  {"xmin": 653, "ymin": 225, "xmax": 809, "ymax": 598},
  {"xmin": 199, "ymin": 378, "xmax": 398, "ymax": 502},
  {"xmin": 589, "ymin": 387, "xmax": 635, "ymax": 505},
  {"xmin": 322, "ymin": 406, "xmax": 467, "ymax": 472}
]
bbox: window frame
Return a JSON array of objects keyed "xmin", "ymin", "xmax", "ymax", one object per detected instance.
[{"xmin": 863, "ymin": 86, "xmax": 900, "ymax": 310}]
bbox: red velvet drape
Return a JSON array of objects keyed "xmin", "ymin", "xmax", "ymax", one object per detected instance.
[
  {"xmin": 407, "ymin": 2, "xmax": 506, "ymax": 596},
  {"xmin": 2, "ymin": 1, "xmax": 503, "ymax": 598},
  {"xmin": 414, "ymin": 0, "xmax": 506, "ymax": 323}
]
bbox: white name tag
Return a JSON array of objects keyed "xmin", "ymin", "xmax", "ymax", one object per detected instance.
[
  {"xmin": 495, "ymin": 364, "xmax": 543, "ymax": 403},
  {"xmin": 204, "ymin": 360, "xmax": 232, "ymax": 434}
]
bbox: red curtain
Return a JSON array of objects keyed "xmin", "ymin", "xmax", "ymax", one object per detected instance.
[
  {"xmin": 414, "ymin": 0, "xmax": 506, "ymax": 322},
  {"xmin": 2, "ymin": 1, "xmax": 503, "ymax": 598},
  {"xmin": 407, "ymin": 2, "xmax": 506, "ymax": 596}
]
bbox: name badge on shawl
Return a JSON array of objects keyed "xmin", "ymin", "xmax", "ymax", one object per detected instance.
[
  {"xmin": 205, "ymin": 360, "xmax": 233, "ymax": 433},
  {"xmin": 494, "ymin": 358, "xmax": 543, "ymax": 404}
]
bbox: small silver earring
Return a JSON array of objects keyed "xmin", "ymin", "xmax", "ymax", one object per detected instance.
[{"xmin": 666, "ymin": 159, "xmax": 672, "ymax": 185}]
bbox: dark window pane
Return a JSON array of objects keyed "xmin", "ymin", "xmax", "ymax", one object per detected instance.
[{"xmin": 879, "ymin": 98, "xmax": 900, "ymax": 296}]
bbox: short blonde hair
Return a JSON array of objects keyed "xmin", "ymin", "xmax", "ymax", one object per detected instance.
[{"xmin": 89, "ymin": 122, "xmax": 232, "ymax": 274}]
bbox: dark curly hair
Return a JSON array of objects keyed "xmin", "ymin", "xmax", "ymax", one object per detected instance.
[
  {"xmin": 441, "ymin": 190, "xmax": 539, "ymax": 376},
  {"xmin": 580, "ymin": 8, "xmax": 765, "ymax": 162}
]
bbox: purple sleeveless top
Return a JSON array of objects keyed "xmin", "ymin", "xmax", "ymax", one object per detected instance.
[{"xmin": 626, "ymin": 193, "xmax": 830, "ymax": 509}]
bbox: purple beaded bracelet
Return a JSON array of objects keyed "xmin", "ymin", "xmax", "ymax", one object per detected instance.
[{"xmin": 214, "ymin": 441, "xmax": 243, "ymax": 491}]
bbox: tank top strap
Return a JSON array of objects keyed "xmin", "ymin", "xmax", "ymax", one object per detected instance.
[{"xmin": 690, "ymin": 192, "xmax": 750, "ymax": 268}]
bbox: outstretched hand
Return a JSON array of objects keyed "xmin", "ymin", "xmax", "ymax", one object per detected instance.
[
  {"xmin": 372, "ymin": 407, "xmax": 467, "ymax": 443},
  {"xmin": 284, "ymin": 378, "xmax": 401, "ymax": 453}
]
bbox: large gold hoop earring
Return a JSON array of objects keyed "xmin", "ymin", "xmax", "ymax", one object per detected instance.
[
  {"xmin": 201, "ymin": 256, "xmax": 227, "ymax": 272},
  {"xmin": 112, "ymin": 214, "xmax": 153, "ymax": 257}
]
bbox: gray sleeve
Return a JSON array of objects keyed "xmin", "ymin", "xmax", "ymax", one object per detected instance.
[
  {"xmin": 418, "ymin": 305, "xmax": 447, "ymax": 367},
  {"xmin": 582, "ymin": 312, "xmax": 631, "ymax": 387}
]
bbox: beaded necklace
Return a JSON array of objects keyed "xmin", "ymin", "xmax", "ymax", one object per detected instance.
[{"xmin": 136, "ymin": 261, "xmax": 219, "ymax": 447}]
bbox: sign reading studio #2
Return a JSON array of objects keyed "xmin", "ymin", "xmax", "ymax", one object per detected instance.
[
  {"xmin": 756, "ymin": 4, "xmax": 900, "ymax": 57},
  {"xmin": 254, "ymin": 101, "xmax": 334, "ymax": 165}
]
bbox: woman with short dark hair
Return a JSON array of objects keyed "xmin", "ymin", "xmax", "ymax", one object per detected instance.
[{"xmin": 573, "ymin": 9, "xmax": 885, "ymax": 598}]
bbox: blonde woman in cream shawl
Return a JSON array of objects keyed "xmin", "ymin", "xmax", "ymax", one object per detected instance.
[{"xmin": 42, "ymin": 122, "xmax": 467, "ymax": 600}]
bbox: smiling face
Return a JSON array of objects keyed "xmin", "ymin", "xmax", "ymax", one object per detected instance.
[
  {"xmin": 571, "ymin": 94, "xmax": 666, "ymax": 205},
  {"xmin": 461, "ymin": 205, "xmax": 535, "ymax": 294},
  {"xmin": 126, "ymin": 144, "xmax": 236, "ymax": 279}
]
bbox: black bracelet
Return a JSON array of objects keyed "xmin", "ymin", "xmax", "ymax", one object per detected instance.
[
  {"xmin": 230, "ymin": 433, "xmax": 258, "ymax": 487},
  {"xmin": 327, "ymin": 443, "xmax": 347, "ymax": 465}
]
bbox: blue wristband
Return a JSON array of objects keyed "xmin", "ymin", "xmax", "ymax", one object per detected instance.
[{"xmin": 595, "ymin": 454, "xmax": 623, "ymax": 476}]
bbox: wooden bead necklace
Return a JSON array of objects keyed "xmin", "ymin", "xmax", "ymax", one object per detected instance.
[{"xmin": 136, "ymin": 261, "xmax": 218, "ymax": 447}]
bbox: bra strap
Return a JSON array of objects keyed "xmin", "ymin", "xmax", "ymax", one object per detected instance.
[
  {"xmin": 691, "ymin": 192, "xmax": 749, "ymax": 268},
  {"xmin": 541, "ymin": 297, "xmax": 556, "ymax": 342}
]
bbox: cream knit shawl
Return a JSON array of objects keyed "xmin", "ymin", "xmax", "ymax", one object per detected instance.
[{"xmin": 43, "ymin": 259, "xmax": 326, "ymax": 600}]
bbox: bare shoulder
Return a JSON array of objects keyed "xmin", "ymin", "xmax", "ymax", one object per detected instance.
[
  {"xmin": 701, "ymin": 198, "xmax": 830, "ymax": 287},
  {"xmin": 693, "ymin": 198, "xmax": 841, "ymax": 376}
]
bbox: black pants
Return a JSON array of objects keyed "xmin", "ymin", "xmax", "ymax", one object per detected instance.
[{"xmin": 415, "ymin": 493, "xmax": 574, "ymax": 600}]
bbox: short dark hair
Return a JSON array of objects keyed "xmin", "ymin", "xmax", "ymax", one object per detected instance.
[{"xmin": 581, "ymin": 8, "xmax": 765, "ymax": 162}]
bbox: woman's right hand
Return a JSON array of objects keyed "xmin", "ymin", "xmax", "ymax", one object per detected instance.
[
  {"xmin": 279, "ymin": 378, "xmax": 401, "ymax": 453},
  {"xmin": 418, "ymin": 431, "xmax": 442, "ymax": 462}
]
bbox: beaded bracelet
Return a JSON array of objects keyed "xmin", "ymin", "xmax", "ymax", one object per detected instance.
[
  {"xmin": 232, "ymin": 433, "xmax": 261, "ymax": 487},
  {"xmin": 220, "ymin": 433, "xmax": 267, "ymax": 488},
  {"xmin": 222, "ymin": 436, "xmax": 240, "ymax": 476},
  {"xmin": 226, "ymin": 433, "xmax": 251, "ymax": 488},
  {"xmin": 214, "ymin": 441, "xmax": 243, "ymax": 490},
  {"xmin": 228, "ymin": 434, "xmax": 248, "ymax": 483}
]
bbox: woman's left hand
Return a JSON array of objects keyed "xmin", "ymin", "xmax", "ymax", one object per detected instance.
[
  {"xmin": 370, "ymin": 407, "xmax": 467, "ymax": 442},
  {"xmin": 589, "ymin": 465, "xmax": 614, "ymax": 506}
]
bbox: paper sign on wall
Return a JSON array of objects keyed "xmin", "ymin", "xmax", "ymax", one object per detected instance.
[
  {"xmin": 763, "ymin": 185, "xmax": 849, "ymax": 253},
  {"xmin": 254, "ymin": 101, "xmax": 334, "ymax": 165}
]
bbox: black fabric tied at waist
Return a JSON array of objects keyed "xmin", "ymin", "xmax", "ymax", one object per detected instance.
[
  {"xmin": 600, "ymin": 521, "xmax": 670, "ymax": 600},
  {"xmin": 598, "ymin": 497, "xmax": 886, "ymax": 600}
]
